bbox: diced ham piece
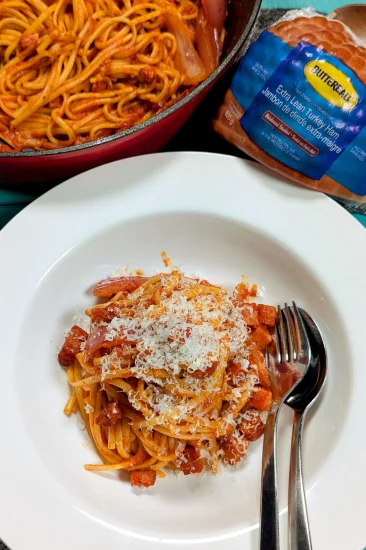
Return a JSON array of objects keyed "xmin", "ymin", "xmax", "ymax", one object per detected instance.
[
  {"xmin": 221, "ymin": 434, "xmax": 249, "ymax": 465},
  {"xmin": 91, "ymin": 81, "xmax": 108, "ymax": 92},
  {"xmin": 238, "ymin": 410, "xmax": 265, "ymax": 441},
  {"xmin": 83, "ymin": 324, "xmax": 135, "ymax": 359},
  {"xmin": 249, "ymin": 349, "xmax": 271, "ymax": 389},
  {"xmin": 250, "ymin": 326, "xmax": 272, "ymax": 350},
  {"xmin": 257, "ymin": 304, "xmax": 277, "ymax": 326},
  {"xmin": 86, "ymin": 302, "xmax": 123, "ymax": 322},
  {"xmin": 130, "ymin": 470, "xmax": 157, "ymax": 488},
  {"xmin": 95, "ymin": 401, "xmax": 122, "ymax": 426},
  {"xmin": 233, "ymin": 281, "xmax": 258, "ymax": 301},
  {"xmin": 240, "ymin": 303, "xmax": 259, "ymax": 326},
  {"xmin": 58, "ymin": 325, "xmax": 88, "ymax": 366},
  {"xmin": 139, "ymin": 67, "xmax": 157, "ymax": 83},
  {"xmin": 227, "ymin": 361, "xmax": 244, "ymax": 385},
  {"xmin": 19, "ymin": 33, "xmax": 40, "ymax": 51},
  {"xmin": 179, "ymin": 446, "xmax": 204, "ymax": 475},
  {"xmin": 247, "ymin": 388, "xmax": 272, "ymax": 412}
]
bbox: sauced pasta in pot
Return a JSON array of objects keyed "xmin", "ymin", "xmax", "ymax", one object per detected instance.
[{"xmin": 0, "ymin": 0, "xmax": 227, "ymax": 152}]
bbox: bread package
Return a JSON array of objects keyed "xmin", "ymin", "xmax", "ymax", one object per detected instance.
[{"xmin": 213, "ymin": 9, "xmax": 366, "ymax": 208}]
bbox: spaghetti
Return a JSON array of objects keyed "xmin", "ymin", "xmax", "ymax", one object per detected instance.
[
  {"xmin": 58, "ymin": 260, "xmax": 276, "ymax": 487},
  {"xmin": 0, "ymin": 0, "xmax": 226, "ymax": 152}
]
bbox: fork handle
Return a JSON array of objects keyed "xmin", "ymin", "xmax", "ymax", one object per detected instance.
[
  {"xmin": 260, "ymin": 408, "xmax": 280, "ymax": 550},
  {"xmin": 288, "ymin": 410, "xmax": 312, "ymax": 550}
]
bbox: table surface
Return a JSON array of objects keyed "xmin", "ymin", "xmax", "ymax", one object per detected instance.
[{"xmin": 0, "ymin": 6, "xmax": 365, "ymax": 550}]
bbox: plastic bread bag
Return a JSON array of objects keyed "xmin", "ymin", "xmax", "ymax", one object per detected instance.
[{"xmin": 213, "ymin": 8, "xmax": 366, "ymax": 212}]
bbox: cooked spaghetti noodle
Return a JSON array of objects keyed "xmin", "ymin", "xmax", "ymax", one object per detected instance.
[
  {"xmin": 58, "ymin": 260, "xmax": 276, "ymax": 487},
  {"xmin": 0, "ymin": 0, "xmax": 226, "ymax": 151}
]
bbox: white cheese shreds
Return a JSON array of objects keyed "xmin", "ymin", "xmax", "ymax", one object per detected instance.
[
  {"xmin": 92, "ymin": 268, "xmax": 256, "ymax": 427},
  {"xmin": 103, "ymin": 290, "xmax": 249, "ymax": 379},
  {"xmin": 79, "ymin": 264, "xmax": 272, "ymax": 474},
  {"xmin": 175, "ymin": 440, "xmax": 186, "ymax": 457},
  {"xmin": 96, "ymin": 274, "xmax": 254, "ymax": 427},
  {"xmin": 100, "ymin": 355, "xmax": 111, "ymax": 381},
  {"xmin": 72, "ymin": 311, "xmax": 90, "ymax": 332}
]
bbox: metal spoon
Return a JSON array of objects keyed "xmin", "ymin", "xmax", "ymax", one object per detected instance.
[
  {"xmin": 285, "ymin": 309, "xmax": 327, "ymax": 550},
  {"xmin": 330, "ymin": 4, "xmax": 366, "ymax": 42}
]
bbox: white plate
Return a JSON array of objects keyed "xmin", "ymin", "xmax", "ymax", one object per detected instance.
[{"xmin": 0, "ymin": 152, "xmax": 365, "ymax": 550}]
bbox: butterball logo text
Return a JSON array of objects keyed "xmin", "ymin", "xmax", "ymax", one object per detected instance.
[{"xmin": 304, "ymin": 60, "xmax": 358, "ymax": 110}]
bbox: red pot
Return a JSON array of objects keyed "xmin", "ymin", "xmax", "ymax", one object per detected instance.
[{"xmin": 0, "ymin": 0, "xmax": 261, "ymax": 185}]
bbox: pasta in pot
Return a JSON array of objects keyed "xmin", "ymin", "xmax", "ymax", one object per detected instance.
[{"xmin": 0, "ymin": 0, "xmax": 226, "ymax": 151}]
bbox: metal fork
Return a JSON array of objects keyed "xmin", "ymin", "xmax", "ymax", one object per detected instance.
[{"xmin": 260, "ymin": 302, "xmax": 311, "ymax": 550}]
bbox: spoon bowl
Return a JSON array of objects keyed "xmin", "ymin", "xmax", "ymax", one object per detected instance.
[
  {"xmin": 285, "ymin": 309, "xmax": 327, "ymax": 413},
  {"xmin": 285, "ymin": 309, "xmax": 327, "ymax": 550}
]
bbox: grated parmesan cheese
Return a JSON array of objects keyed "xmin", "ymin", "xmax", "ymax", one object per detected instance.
[
  {"xmin": 94, "ymin": 268, "xmax": 255, "ymax": 427},
  {"xmin": 81, "ymin": 264, "xmax": 272, "ymax": 471},
  {"xmin": 72, "ymin": 311, "xmax": 90, "ymax": 332}
]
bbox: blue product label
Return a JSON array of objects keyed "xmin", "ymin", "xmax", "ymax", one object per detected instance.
[
  {"xmin": 231, "ymin": 33, "xmax": 292, "ymax": 111},
  {"xmin": 327, "ymin": 126, "xmax": 366, "ymax": 196},
  {"xmin": 231, "ymin": 30, "xmax": 366, "ymax": 195}
]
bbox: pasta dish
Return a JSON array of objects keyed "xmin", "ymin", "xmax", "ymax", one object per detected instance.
[
  {"xmin": 0, "ymin": 0, "xmax": 226, "ymax": 152},
  {"xmin": 58, "ymin": 260, "xmax": 276, "ymax": 487}
]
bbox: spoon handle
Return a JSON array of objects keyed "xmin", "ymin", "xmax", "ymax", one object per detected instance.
[
  {"xmin": 260, "ymin": 408, "xmax": 280, "ymax": 550},
  {"xmin": 288, "ymin": 410, "xmax": 312, "ymax": 550}
]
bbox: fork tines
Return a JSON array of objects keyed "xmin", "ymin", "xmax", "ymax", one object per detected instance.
[{"xmin": 275, "ymin": 302, "xmax": 309, "ymax": 366}]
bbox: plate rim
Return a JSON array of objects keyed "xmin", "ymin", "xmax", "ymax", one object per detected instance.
[{"xmin": 0, "ymin": 151, "xmax": 365, "ymax": 550}]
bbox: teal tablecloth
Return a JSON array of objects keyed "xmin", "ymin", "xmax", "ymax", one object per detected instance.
[
  {"xmin": 1, "ymin": 180, "xmax": 364, "ymax": 230},
  {"xmin": 262, "ymin": 0, "xmax": 360, "ymax": 10}
]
